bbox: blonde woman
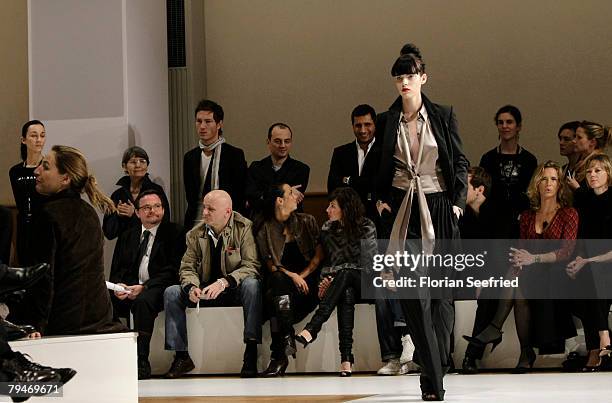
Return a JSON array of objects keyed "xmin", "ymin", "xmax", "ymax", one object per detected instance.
[{"xmin": 8, "ymin": 145, "xmax": 120, "ymax": 336}]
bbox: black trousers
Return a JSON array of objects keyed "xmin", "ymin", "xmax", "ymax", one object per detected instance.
[
  {"xmin": 0, "ymin": 207, "xmax": 12, "ymax": 264},
  {"xmin": 375, "ymin": 287, "xmax": 406, "ymax": 361},
  {"xmin": 381, "ymin": 189, "xmax": 458, "ymax": 395},
  {"xmin": 465, "ymin": 297, "xmax": 499, "ymax": 359},
  {"xmin": 110, "ymin": 286, "xmax": 165, "ymax": 358},
  {"xmin": 265, "ymin": 271, "xmax": 318, "ymax": 359},
  {"xmin": 304, "ymin": 269, "xmax": 360, "ymax": 363}
]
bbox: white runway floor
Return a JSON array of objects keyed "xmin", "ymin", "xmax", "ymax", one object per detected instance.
[{"xmin": 139, "ymin": 372, "xmax": 612, "ymax": 402}]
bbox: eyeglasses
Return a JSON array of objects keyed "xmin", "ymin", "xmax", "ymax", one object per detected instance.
[
  {"xmin": 139, "ymin": 203, "xmax": 163, "ymax": 212},
  {"xmin": 126, "ymin": 158, "xmax": 148, "ymax": 166}
]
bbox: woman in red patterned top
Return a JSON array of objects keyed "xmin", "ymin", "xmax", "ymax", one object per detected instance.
[{"xmin": 464, "ymin": 161, "xmax": 578, "ymax": 372}]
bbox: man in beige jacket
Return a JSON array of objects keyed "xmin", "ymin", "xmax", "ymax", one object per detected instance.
[{"xmin": 163, "ymin": 190, "xmax": 262, "ymax": 378}]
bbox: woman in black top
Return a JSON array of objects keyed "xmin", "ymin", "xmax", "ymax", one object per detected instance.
[
  {"xmin": 567, "ymin": 154, "xmax": 612, "ymax": 369},
  {"xmin": 255, "ymin": 183, "xmax": 322, "ymax": 377},
  {"xmin": 102, "ymin": 146, "xmax": 170, "ymax": 240},
  {"xmin": 295, "ymin": 187, "xmax": 377, "ymax": 377},
  {"xmin": 479, "ymin": 105, "xmax": 537, "ymax": 238},
  {"xmin": 8, "ymin": 120, "xmax": 47, "ymax": 264}
]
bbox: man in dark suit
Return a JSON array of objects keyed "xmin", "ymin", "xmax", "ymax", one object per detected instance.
[
  {"xmin": 110, "ymin": 189, "xmax": 184, "ymax": 379},
  {"xmin": 246, "ymin": 122, "xmax": 309, "ymax": 216},
  {"xmin": 327, "ymin": 104, "xmax": 381, "ymax": 222},
  {"xmin": 183, "ymin": 99, "xmax": 248, "ymax": 230}
]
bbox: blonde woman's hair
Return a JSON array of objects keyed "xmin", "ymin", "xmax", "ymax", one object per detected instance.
[
  {"xmin": 526, "ymin": 160, "xmax": 570, "ymax": 210},
  {"xmin": 585, "ymin": 153, "xmax": 612, "ymax": 187},
  {"xmin": 51, "ymin": 145, "xmax": 116, "ymax": 215},
  {"xmin": 579, "ymin": 121, "xmax": 612, "ymax": 151}
]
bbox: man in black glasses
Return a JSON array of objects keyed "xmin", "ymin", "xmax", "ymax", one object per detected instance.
[{"xmin": 109, "ymin": 189, "xmax": 184, "ymax": 379}]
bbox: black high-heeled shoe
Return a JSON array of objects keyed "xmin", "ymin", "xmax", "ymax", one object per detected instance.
[
  {"xmin": 512, "ymin": 346, "xmax": 536, "ymax": 373},
  {"xmin": 0, "ymin": 318, "xmax": 37, "ymax": 341},
  {"xmin": 462, "ymin": 323, "xmax": 503, "ymax": 353},
  {"xmin": 420, "ymin": 376, "xmax": 445, "ymax": 401},
  {"xmin": 340, "ymin": 361, "xmax": 352, "ymax": 377},
  {"xmin": 261, "ymin": 356, "xmax": 289, "ymax": 377}
]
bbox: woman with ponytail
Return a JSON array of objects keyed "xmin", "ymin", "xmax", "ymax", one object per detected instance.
[
  {"xmin": 8, "ymin": 120, "xmax": 47, "ymax": 264},
  {"xmin": 7, "ymin": 145, "xmax": 120, "ymax": 336},
  {"xmin": 568, "ymin": 121, "xmax": 612, "ymax": 191}
]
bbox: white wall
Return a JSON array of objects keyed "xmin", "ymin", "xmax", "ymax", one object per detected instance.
[
  {"xmin": 201, "ymin": 0, "xmax": 612, "ymax": 192},
  {"xmin": 29, "ymin": 0, "xmax": 169, "ymax": 272}
]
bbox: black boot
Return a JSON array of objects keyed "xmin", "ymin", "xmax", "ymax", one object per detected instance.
[
  {"xmin": 274, "ymin": 295, "xmax": 296, "ymax": 358},
  {"xmin": 461, "ymin": 355, "xmax": 478, "ymax": 374},
  {"xmin": 240, "ymin": 342, "xmax": 258, "ymax": 378},
  {"xmin": 0, "ymin": 263, "xmax": 50, "ymax": 299},
  {"xmin": 261, "ymin": 356, "xmax": 289, "ymax": 377}
]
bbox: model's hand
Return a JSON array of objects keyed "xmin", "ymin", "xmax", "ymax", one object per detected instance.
[
  {"xmin": 377, "ymin": 201, "xmax": 392, "ymax": 216},
  {"xmin": 380, "ymin": 270, "xmax": 397, "ymax": 292},
  {"xmin": 126, "ymin": 284, "xmax": 144, "ymax": 300},
  {"xmin": 188, "ymin": 286, "xmax": 202, "ymax": 303},
  {"xmin": 117, "ymin": 200, "xmax": 135, "ymax": 217},
  {"xmin": 318, "ymin": 276, "xmax": 333, "ymax": 299}
]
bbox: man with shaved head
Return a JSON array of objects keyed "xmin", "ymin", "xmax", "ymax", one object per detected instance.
[{"xmin": 163, "ymin": 190, "xmax": 262, "ymax": 378}]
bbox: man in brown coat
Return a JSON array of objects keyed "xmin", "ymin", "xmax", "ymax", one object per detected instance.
[{"xmin": 163, "ymin": 190, "xmax": 262, "ymax": 378}]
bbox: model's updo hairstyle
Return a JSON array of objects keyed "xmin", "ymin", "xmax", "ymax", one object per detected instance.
[{"xmin": 391, "ymin": 43, "xmax": 426, "ymax": 77}]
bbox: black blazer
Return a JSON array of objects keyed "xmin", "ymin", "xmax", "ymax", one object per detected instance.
[
  {"xmin": 246, "ymin": 155, "xmax": 309, "ymax": 214},
  {"xmin": 183, "ymin": 142, "xmax": 247, "ymax": 229},
  {"xmin": 109, "ymin": 221, "xmax": 185, "ymax": 290},
  {"xmin": 376, "ymin": 94, "xmax": 468, "ymax": 210},
  {"xmin": 328, "ymin": 139, "xmax": 381, "ymax": 202}
]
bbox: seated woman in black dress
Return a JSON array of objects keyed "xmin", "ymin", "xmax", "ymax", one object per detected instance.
[
  {"xmin": 567, "ymin": 153, "xmax": 612, "ymax": 370},
  {"xmin": 102, "ymin": 146, "xmax": 170, "ymax": 240},
  {"xmin": 295, "ymin": 187, "xmax": 377, "ymax": 376},
  {"xmin": 8, "ymin": 120, "xmax": 47, "ymax": 264},
  {"xmin": 255, "ymin": 183, "xmax": 322, "ymax": 377},
  {"xmin": 8, "ymin": 145, "xmax": 120, "ymax": 336}
]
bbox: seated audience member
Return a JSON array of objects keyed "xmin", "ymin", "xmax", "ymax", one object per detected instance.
[
  {"xmin": 557, "ymin": 121, "xmax": 580, "ymax": 179},
  {"xmin": 295, "ymin": 187, "xmax": 378, "ymax": 377},
  {"xmin": 8, "ymin": 145, "xmax": 119, "ymax": 336},
  {"xmin": 254, "ymin": 184, "xmax": 322, "ymax": 377},
  {"xmin": 374, "ymin": 277, "xmax": 420, "ymax": 376},
  {"xmin": 328, "ymin": 104, "xmax": 381, "ymax": 223},
  {"xmin": 8, "ymin": 120, "xmax": 47, "ymax": 264},
  {"xmin": 458, "ymin": 167, "xmax": 500, "ymax": 374},
  {"xmin": 464, "ymin": 161, "xmax": 578, "ymax": 373},
  {"xmin": 102, "ymin": 146, "xmax": 170, "ymax": 240},
  {"xmin": 566, "ymin": 154, "xmax": 612, "ymax": 370},
  {"xmin": 567, "ymin": 121, "xmax": 612, "ymax": 191},
  {"xmin": 109, "ymin": 189, "xmax": 184, "ymax": 379},
  {"xmin": 163, "ymin": 190, "xmax": 262, "ymax": 378},
  {"xmin": 246, "ymin": 123, "xmax": 310, "ymax": 216},
  {"xmin": 183, "ymin": 100, "xmax": 248, "ymax": 230}
]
